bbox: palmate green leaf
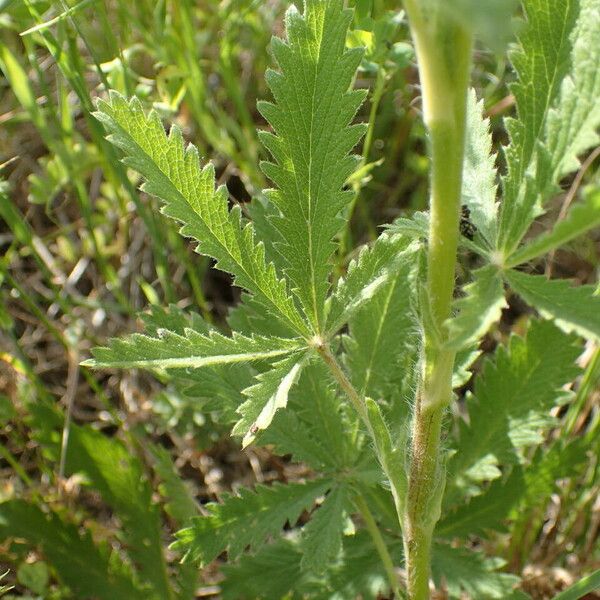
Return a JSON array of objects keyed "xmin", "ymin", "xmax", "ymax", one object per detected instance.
[
  {"xmin": 506, "ymin": 270, "xmax": 600, "ymax": 342},
  {"xmin": 462, "ymin": 90, "xmax": 498, "ymax": 248},
  {"xmin": 88, "ymin": 326, "xmax": 304, "ymax": 446},
  {"xmin": 173, "ymin": 479, "xmax": 331, "ymax": 565},
  {"xmin": 84, "ymin": 328, "xmax": 303, "ymax": 370},
  {"xmin": 327, "ymin": 232, "xmax": 418, "ymax": 336},
  {"xmin": 507, "ymin": 188, "xmax": 600, "ymax": 267},
  {"xmin": 0, "ymin": 501, "xmax": 146, "ymax": 600},
  {"xmin": 132, "ymin": 305, "xmax": 253, "ymax": 428},
  {"xmin": 301, "ymin": 486, "xmax": 348, "ymax": 573},
  {"xmin": 432, "ymin": 544, "xmax": 520, "ymax": 599},
  {"xmin": 94, "ymin": 92, "xmax": 308, "ymax": 336},
  {"xmin": 139, "ymin": 305, "xmax": 250, "ymax": 423},
  {"xmin": 445, "ymin": 266, "xmax": 507, "ymax": 351},
  {"xmin": 258, "ymin": 0, "xmax": 367, "ymax": 331},
  {"xmin": 448, "ymin": 320, "xmax": 580, "ymax": 496}
]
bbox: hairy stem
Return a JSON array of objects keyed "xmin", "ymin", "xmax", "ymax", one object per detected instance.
[
  {"xmin": 318, "ymin": 345, "xmax": 409, "ymax": 591},
  {"xmin": 317, "ymin": 344, "xmax": 370, "ymax": 427},
  {"xmin": 355, "ymin": 494, "xmax": 403, "ymax": 598},
  {"xmin": 401, "ymin": 5, "xmax": 473, "ymax": 598}
]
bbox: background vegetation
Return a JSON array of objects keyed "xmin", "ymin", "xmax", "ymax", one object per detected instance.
[{"xmin": 0, "ymin": 0, "xmax": 599, "ymax": 598}]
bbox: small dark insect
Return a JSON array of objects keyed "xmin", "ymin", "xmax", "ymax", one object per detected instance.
[{"xmin": 460, "ymin": 204, "xmax": 477, "ymax": 240}]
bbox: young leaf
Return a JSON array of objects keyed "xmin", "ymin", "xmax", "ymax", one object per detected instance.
[
  {"xmin": 432, "ymin": 544, "xmax": 519, "ymax": 599},
  {"xmin": 94, "ymin": 92, "xmax": 308, "ymax": 336},
  {"xmin": 445, "ymin": 265, "xmax": 507, "ymax": 351},
  {"xmin": 258, "ymin": 0, "xmax": 367, "ymax": 331},
  {"xmin": 301, "ymin": 486, "xmax": 348, "ymax": 573},
  {"xmin": 0, "ymin": 501, "xmax": 147, "ymax": 600},
  {"xmin": 233, "ymin": 352, "xmax": 309, "ymax": 447},
  {"xmin": 84, "ymin": 329, "xmax": 303, "ymax": 370},
  {"xmin": 462, "ymin": 89, "xmax": 498, "ymax": 248},
  {"xmin": 172, "ymin": 479, "xmax": 331, "ymax": 565},
  {"xmin": 448, "ymin": 320, "xmax": 580, "ymax": 494},
  {"xmin": 505, "ymin": 270, "xmax": 600, "ymax": 343},
  {"xmin": 506, "ymin": 188, "xmax": 600, "ymax": 267},
  {"xmin": 497, "ymin": 0, "xmax": 579, "ymax": 253}
]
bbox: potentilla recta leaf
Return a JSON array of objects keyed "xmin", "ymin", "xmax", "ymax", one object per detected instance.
[
  {"xmin": 448, "ymin": 320, "xmax": 580, "ymax": 497},
  {"xmin": 506, "ymin": 188, "xmax": 600, "ymax": 267},
  {"xmin": 300, "ymin": 485, "xmax": 348, "ymax": 573},
  {"xmin": 505, "ymin": 270, "xmax": 600, "ymax": 342},
  {"xmin": 498, "ymin": 0, "xmax": 600, "ymax": 256},
  {"xmin": 234, "ymin": 352, "xmax": 309, "ymax": 447},
  {"xmin": 462, "ymin": 90, "xmax": 498, "ymax": 248},
  {"xmin": 172, "ymin": 479, "xmax": 331, "ymax": 565},
  {"xmin": 258, "ymin": 0, "xmax": 367, "ymax": 332},
  {"xmin": 83, "ymin": 329, "xmax": 303, "ymax": 370},
  {"xmin": 94, "ymin": 92, "xmax": 308, "ymax": 336},
  {"xmin": 326, "ymin": 233, "xmax": 418, "ymax": 336},
  {"xmin": 445, "ymin": 266, "xmax": 507, "ymax": 351}
]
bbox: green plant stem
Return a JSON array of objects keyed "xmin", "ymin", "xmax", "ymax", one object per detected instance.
[
  {"xmin": 317, "ymin": 344, "xmax": 370, "ymax": 427},
  {"xmin": 401, "ymin": 4, "xmax": 473, "ymax": 598},
  {"xmin": 354, "ymin": 494, "xmax": 403, "ymax": 598},
  {"xmin": 318, "ymin": 345, "xmax": 409, "ymax": 592}
]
